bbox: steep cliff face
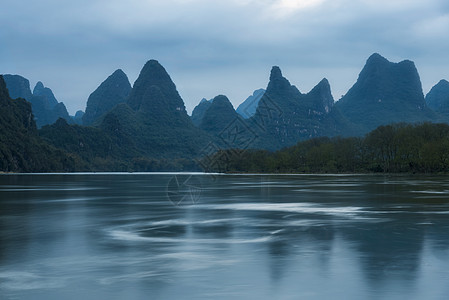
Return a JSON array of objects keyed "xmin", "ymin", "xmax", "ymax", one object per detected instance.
[
  {"xmin": 82, "ymin": 69, "xmax": 131, "ymax": 125},
  {"xmin": 236, "ymin": 89, "xmax": 265, "ymax": 119},
  {"xmin": 2, "ymin": 74, "xmax": 33, "ymax": 100},
  {"xmin": 99, "ymin": 60, "xmax": 212, "ymax": 159},
  {"xmin": 127, "ymin": 60, "xmax": 188, "ymax": 118},
  {"xmin": 426, "ymin": 79, "xmax": 449, "ymax": 118},
  {"xmin": 2, "ymin": 74, "xmax": 72, "ymax": 128},
  {"xmin": 191, "ymin": 98, "xmax": 213, "ymax": 127},
  {"xmin": 336, "ymin": 53, "xmax": 435, "ymax": 132},
  {"xmin": 249, "ymin": 66, "xmax": 344, "ymax": 149},
  {"xmin": 33, "ymin": 81, "xmax": 59, "ymax": 109},
  {"xmin": 301, "ymin": 78, "xmax": 334, "ymax": 116},
  {"xmin": 0, "ymin": 76, "xmax": 74, "ymax": 172}
]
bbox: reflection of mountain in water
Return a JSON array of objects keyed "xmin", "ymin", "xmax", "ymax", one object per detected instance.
[{"xmin": 1, "ymin": 174, "xmax": 449, "ymax": 299}]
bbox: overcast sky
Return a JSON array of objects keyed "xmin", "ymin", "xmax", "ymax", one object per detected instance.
[{"xmin": 2, "ymin": 0, "xmax": 449, "ymax": 114}]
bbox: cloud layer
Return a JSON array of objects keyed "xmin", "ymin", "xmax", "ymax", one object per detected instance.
[{"xmin": 2, "ymin": 0, "xmax": 449, "ymax": 114}]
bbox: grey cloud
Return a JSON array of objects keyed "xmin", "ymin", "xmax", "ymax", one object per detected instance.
[{"xmin": 1, "ymin": 0, "xmax": 449, "ymax": 114}]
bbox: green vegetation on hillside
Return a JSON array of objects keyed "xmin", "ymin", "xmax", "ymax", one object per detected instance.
[
  {"xmin": 0, "ymin": 76, "xmax": 76, "ymax": 172},
  {"xmin": 336, "ymin": 53, "xmax": 437, "ymax": 132},
  {"xmin": 4, "ymin": 55, "xmax": 449, "ymax": 173},
  {"xmin": 3, "ymin": 75, "xmax": 72, "ymax": 128},
  {"xmin": 82, "ymin": 69, "xmax": 131, "ymax": 125},
  {"xmin": 201, "ymin": 123, "xmax": 449, "ymax": 174}
]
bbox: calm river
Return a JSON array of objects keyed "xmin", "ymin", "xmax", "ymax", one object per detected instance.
[{"xmin": 1, "ymin": 173, "xmax": 449, "ymax": 299}]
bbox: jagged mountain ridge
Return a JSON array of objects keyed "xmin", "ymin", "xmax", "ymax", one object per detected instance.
[
  {"xmin": 2, "ymin": 74, "xmax": 72, "ymax": 128},
  {"xmin": 248, "ymin": 66, "xmax": 349, "ymax": 149},
  {"xmin": 39, "ymin": 60, "xmax": 213, "ymax": 169},
  {"xmin": 193, "ymin": 54, "xmax": 433, "ymax": 150},
  {"xmin": 0, "ymin": 75, "xmax": 75, "ymax": 172},
  {"xmin": 98, "ymin": 59, "xmax": 212, "ymax": 159},
  {"xmin": 3, "ymin": 53, "xmax": 448, "ymax": 172},
  {"xmin": 190, "ymin": 65, "xmax": 352, "ymax": 150}
]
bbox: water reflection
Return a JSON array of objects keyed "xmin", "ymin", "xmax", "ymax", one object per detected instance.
[{"xmin": 1, "ymin": 174, "xmax": 449, "ymax": 299}]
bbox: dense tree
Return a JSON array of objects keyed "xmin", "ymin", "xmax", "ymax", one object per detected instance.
[
  {"xmin": 202, "ymin": 123, "xmax": 449, "ymax": 174},
  {"xmin": 0, "ymin": 76, "xmax": 77, "ymax": 172}
]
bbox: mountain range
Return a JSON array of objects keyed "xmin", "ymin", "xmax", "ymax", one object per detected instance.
[
  {"xmin": 2, "ymin": 75, "xmax": 73, "ymax": 128},
  {"xmin": 0, "ymin": 76, "xmax": 75, "ymax": 172},
  {"xmin": 2, "ymin": 53, "xmax": 449, "ymax": 172}
]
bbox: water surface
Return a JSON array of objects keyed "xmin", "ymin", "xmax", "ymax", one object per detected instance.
[{"xmin": 1, "ymin": 173, "xmax": 449, "ymax": 299}]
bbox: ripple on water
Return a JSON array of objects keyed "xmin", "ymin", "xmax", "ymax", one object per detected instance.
[
  {"xmin": 0, "ymin": 271, "xmax": 65, "ymax": 291},
  {"xmin": 108, "ymin": 229, "xmax": 272, "ymax": 244},
  {"xmin": 196, "ymin": 203, "xmax": 365, "ymax": 217}
]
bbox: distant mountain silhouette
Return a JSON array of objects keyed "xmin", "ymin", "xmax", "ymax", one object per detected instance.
[
  {"xmin": 2, "ymin": 74, "xmax": 32, "ymax": 100},
  {"xmin": 100, "ymin": 60, "xmax": 211, "ymax": 159},
  {"xmin": 191, "ymin": 98, "xmax": 213, "ymax": 126},
  {"xmin": 72, "ymin": 110, "xmax": 85, "ymax": 125},
  {"xmin": 302, "ymin": 79, "xmax": 334, "ymax": 116},
  {"xmin": 4, "ymin": 53, "xmax": 449, "ymax": 172},
  {"xmin": 198, "ymin": 95, "xmax": 240, "ymax": 135},
  {"xmin": 33, "ymin": 81, "xmax": 59, "ymax": 109},
  {"xmin": 336, "ymin": 53, "xmax": 436, "ymax": 132},
  {"xmin": 249, "ymin": 66, "xmax": 348, "ymax": 149},
  {"xmin": 236, "ymin": 89, "xmax": 265, "ymax": 119},
  {"xmin": 2, "ymin": 75, "xmax": 72, "ymax": 128},
  {"xmin": 128, "ymin": 60, "xmax": 187, "ymax": 116},
  {"xmin": 82, "ymin": 69, "xmax": 131, "ymax": 125},
  {"xmin": 30, "ymin": 81, "xmax": 71, "ymax": 128},
  {"xmin": 426, "ymin": 79, "xmax": 449, "ymax": 117},
  {"xmin": 0, "ymin": 76, "xmax": 74, "ymax": 172}
]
